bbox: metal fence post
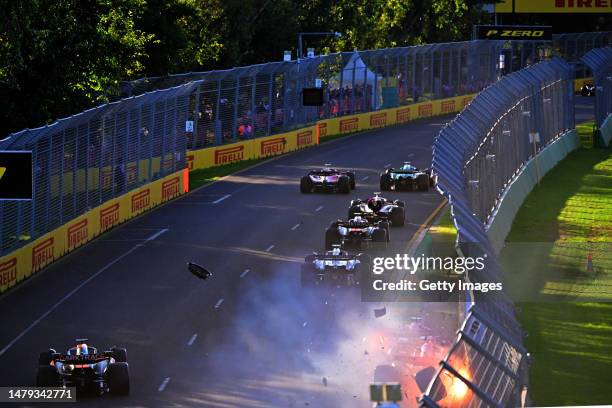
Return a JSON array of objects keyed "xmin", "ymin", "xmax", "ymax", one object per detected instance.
[
  {"xmin": 232, "ymin": 77, "xmax": 240, "ymax": 141},
  {"xmin": 267, "ymin": 73, "xmax": 274, "ymax": 136},
  {"xmin": 215, "ymin": 79, "xmax": 222, "ymax": 145},
  {"xmin": 192, "ymin": 85, "xmax": 201, "ymax": 149}
]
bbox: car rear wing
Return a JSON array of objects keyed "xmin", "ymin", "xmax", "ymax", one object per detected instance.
[
  {"xmin": 313, "ymin": 255, "xmax": 356, "ymax": 261},
  {"xmin": 55, "ymin": 354, "xmax": 108, "ymax": 364}
]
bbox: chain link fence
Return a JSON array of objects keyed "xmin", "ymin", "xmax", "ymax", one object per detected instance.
[
  {"xmin": 499, "ymin": 31, "xmax": 611, "ymax": 77},
  {"xmin": 0, "ymin": 83, "xmax": 198, "ymax": 256},
  {"xmin": 421, "ymin": 58, "xmax": 575, "ymax": 407},
  {"xmin": 465, "ymin": 58, "xmax": 574, "ymax": 225},
  {"xmin": 555, "ymin": 32, "xmax": 612, "ymax": 78},
  {"xmin": 581, "ymin": 47, "xmax": 612, "ymax": 127},
  {"xmin": 124, "ymin": 41, "xmax": 503, "ymax": 150}
]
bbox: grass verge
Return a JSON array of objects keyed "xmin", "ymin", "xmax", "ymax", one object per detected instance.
[{"xmin": 500, "ymin": 121, "xmax": 612, "ymax": 405}]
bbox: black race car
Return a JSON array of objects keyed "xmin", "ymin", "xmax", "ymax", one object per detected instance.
[
  {"xmin": 380, "ymin": 162, "xmax": 436, "ymax": 191},
  {"xmin": 300, "ymin": 165, "xmax": 356, "ymax": 194},
  {"xmin": 580, "ymin": 83, "xmax": 595, "ymax": 96},
  {"xmin": 36, "ymin": 339, "xmax": 129, "ymax": 396},
  {"xmin": 301, "ymin": 246, "xmax": 370, "ymax": 286},
  {"xmin": 325, "ymin": 216, "xmax": 388, "ymax": 250},
  {"xmin": 348, "ymin": 193, "xmax": 405, "ymax": 227}
]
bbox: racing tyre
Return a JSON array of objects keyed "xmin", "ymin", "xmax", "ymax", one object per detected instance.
[
  {"xmin": 372, "ymin": 229, "xmax": 387, "ymax": 248},
  {"xmin": 338, "ymin": 177, "xmax": 350, "ymax": 194},
  {"xmin": 300, "ymin": 176, "xmax": 312, "ymax": 193},
  {"xmin": 36, "ymin": 365, "xmax": 59, "ymax": 387},
  {"xmin": 325, "ymin": 228, "xmax": 341, "ymax": 250},
  {"xmin": 329, "ymin": 220, "xmax": 341, "ymax": 228},
  {"xmin": 38, "ymin": 349, "xmax": 56, "ymax": 365},
  {"xmin": 111, "ymin": 347, "xmax": 128, "ymax": 363},
  {"xmin": 379, "ymin": 221, "xmax": 391, "ymax": 242},
  {"xmin": 393, "ymin": 200, "xmax": 405, "ymax": 208},
  {"xmin": 347, "ymin": 172, "xmax": 356, "ymax": 189},
  {"xmin": 390, "ymin": 207, "xmax": 405, "ymax": 227},
  {"xmin": 348, "ymin": 205, "xmax": 361, "ymax": 219},
  {"xmin": 107, "ymin": 362, "xmax": 130, "ymax": 396},
  {"xmin": 380, "ymin": 174, "xmax": 392, "ymax": 191},
  {"xmin": 417, "ymin": 174, "xmax": 429, "ymax": 191}
]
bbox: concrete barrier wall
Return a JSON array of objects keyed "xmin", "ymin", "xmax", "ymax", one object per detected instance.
[{"xmin": 485, "ymin": 129, "xmax": 580, "ymax": 254}]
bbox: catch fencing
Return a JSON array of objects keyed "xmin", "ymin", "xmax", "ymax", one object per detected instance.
[
  {"xmin": 581, "ymin": 47, "xmax": 612, "ymax": 128},
  {"xmin": 499, "ymin": 31, "xmax": 611, "ymax": 77},
  {"xmin": 421, "ymin": 58, "xmax": 575, "ymax": 407},
  {"xmin": 0, "ymin": 83, "xmax": 198, "ymax": 256},
  {"xmin": 125, "ymin": 41, "xmax": 502, "ymax": 150}
]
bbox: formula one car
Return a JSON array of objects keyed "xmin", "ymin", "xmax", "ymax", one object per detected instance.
[
  {"xmin": 580, "ymin": 83, "xmax": 595, "ymax": 96},
  {"xmin": 348, "ymin": 193, "xmax": 405, "ymax": 227},
  {"xmin": 325, "ymin": 216, "xmax": 388, "ymax": 250},
  {"xmin": 301, "ymin": 246, "xmax": 370, "ymax": 286},
  {"xmin": 380, "ymin": 162, "xmax": 436, "ymax": 191},
  {"xmin": 300, "ymin": 165, "xmax": 356, "ymax": 194},
  {"xmin": 36, "ymin": 339, "xmax": 129, "ymax": 396}
]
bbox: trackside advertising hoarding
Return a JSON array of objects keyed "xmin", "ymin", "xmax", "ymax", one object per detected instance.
[
  {"xmin": 475, "ymin": 25, "xmax": 553, "ymax": 41},
  {"xmin": 0, "ymin": 169, "xmax": 188, "ymax": 293},
  {"xmin": 495, "ymin": 0, "xmax": 612, "ymax": 13}
]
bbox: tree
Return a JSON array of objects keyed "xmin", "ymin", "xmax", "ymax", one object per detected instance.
[{"xmin": 0, "ymin": 0, "xmax": 153, "ymax": 137}]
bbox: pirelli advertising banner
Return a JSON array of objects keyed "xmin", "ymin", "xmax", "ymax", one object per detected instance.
[
  {"xmin": 0, "ymin": 170, "xmax": 188, "ymax": 293},
  {"xmin": 495, "ymin": 0, "xmax": 612, "ymax": 13},
  {"xmin": 476, "ymin": 25, "xmax": 553, "ymax": 41}
]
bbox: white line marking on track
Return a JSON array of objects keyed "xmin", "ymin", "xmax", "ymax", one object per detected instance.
[
  {"xmin": 0, "ymin": 228, "xmax": 169, "ymax": 357},
  {"xmin": 212, "ymin": 194, "xmax": 231, "ymax": 204},
  {"xmin": 138, "ymin": 228, "xmax": 168, "ymax": 244},
  {"xmin": 158, "ymin": 377, "xmax": 171, "ymax": 392},
  {"xmin": 240, "ymin": 269, "xmax": 250, "ymax": 278},
  {"xmin": 315, "ymin": 205, "xmax": 324, "ymax": 212},
  {"xmin": 291, "ymin": 223, "xmax": 301, "ymax": 231},
  {"xmin": 214, "ymin": 298, "xmax": 225, "ymax": 309},
  {"xmin": 361, "ymin": 176, "xmax": 369, "ymax": 181},
  {"xmin": 266, "ymin": 244, "xmax": 275, "ymax": 252},
  {"xmin": 187, "ymin": 333, "xmax": 198, "ymax": 346}
]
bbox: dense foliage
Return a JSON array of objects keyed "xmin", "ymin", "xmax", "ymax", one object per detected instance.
[{"xmin": 0, "ymin": 0, "xmax": 608, "ymax": 137}]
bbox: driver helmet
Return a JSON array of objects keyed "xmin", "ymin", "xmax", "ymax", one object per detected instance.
[
  {"xmin": 331, "ymin": 247, "xmax": 341, "ymax": 256},
  {"xmin": 351, "ymin": 215, "xmax": 364, "ymax": 226},
  {"xmin": 76, "ymin": 343, "xmax": 89, "ymax": 355},
  {"xmin": 367, "ymin": 197, "xmax": 382, "ymax": 211}
]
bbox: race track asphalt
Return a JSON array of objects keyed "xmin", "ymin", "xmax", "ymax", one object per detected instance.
[{"xmin": 0, "ymin": 96, "xmax": 594, "ymax": 408}]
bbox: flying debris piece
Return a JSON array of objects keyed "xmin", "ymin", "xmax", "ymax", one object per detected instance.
[
  {"xmin": 187, "ymin": 262, "xmax": 213, "ymax": 280},
  {"xmin": 374, "ymin": 307, "xmax": 387, "ymax": 318},
  {"xmin": 322, "ymin": 377, "xmax": 328, "ymax": 387}
]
